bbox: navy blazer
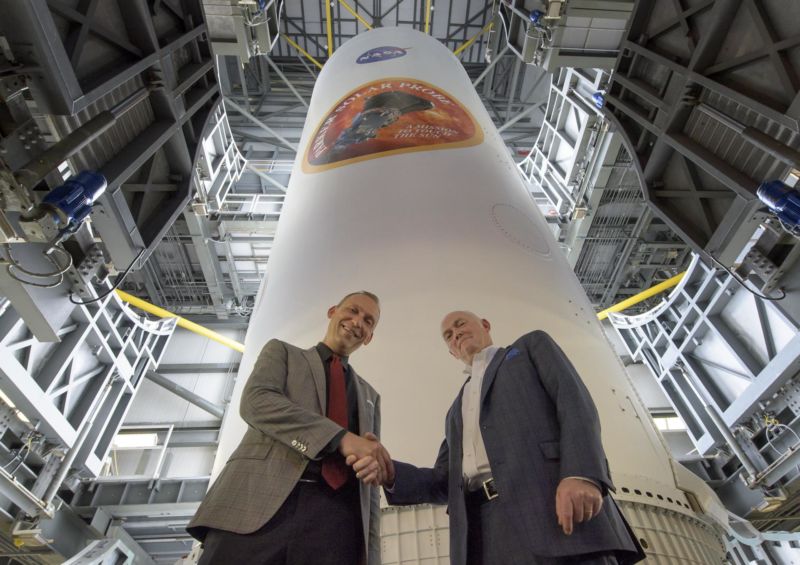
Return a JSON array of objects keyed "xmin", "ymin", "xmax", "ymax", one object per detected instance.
[{"xmin": 386, "ymin": 330, "xmax": 644, "ymax": 564}]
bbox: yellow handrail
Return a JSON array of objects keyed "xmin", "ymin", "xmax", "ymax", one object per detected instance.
[
  {"xmin": 115, "ymin": 290, "xmax": 245, "ymax": 353},
  {"xmin": 281, "ymin": 33, "xmax": 324, "ymax": 70},
  {"xmin": 424, "ymin": 0, "xmax": 432, "ymax": 34},
  {"xmin": 325, "ymin": 0, "xmax": 334, "ymax": 58},
  {"xmin": 339, "ymin": 0, "xmax": 373, "ymax": 30},
  {"xmin": 453, "ymin": 21, "xmax": 493, "ymax": 57},
  {"xmin": 596, "ymin": 271, "xmax": 687, "ymax": 321}
]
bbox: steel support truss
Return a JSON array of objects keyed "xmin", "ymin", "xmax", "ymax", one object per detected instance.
[
  {"xmin": 518, "ymin": 67, "xmax": 690, "ymax": 309},
  {"xmin": 604, "ymin": 0, "xmax": 800, "ymax": 272},
  {"xmin": 0, "ymin": 290, "xmax": 175, "ymax": 560},
  {"xmin": 609, "ymin": 253, "xmax": 800, "ymax": 534},
  {"xmin": 0, "ymin": 0, "xmax": 221, "ymax": 270}
]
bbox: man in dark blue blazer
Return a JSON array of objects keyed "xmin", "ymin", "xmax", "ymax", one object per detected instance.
[{"xmin": 371, "ymin": 311, "xmax": 645, "ymax": 565}]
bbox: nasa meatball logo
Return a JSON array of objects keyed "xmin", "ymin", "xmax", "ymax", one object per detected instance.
[
  {"xmin": 356, "ymin": 46, "xmax": 408, "ymax": 64},
  {"xmin": 303, "ymin": 77, "xmax": 483, "ymax": 172}
]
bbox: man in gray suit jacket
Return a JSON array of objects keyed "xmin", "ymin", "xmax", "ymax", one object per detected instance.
[
  {"xmin": 188, "ymin": 291, "xmax": 391, "ymax": 565},
  {"xmin": 366, "ymin": 311, "xmax": 644, "ymax": 565}
]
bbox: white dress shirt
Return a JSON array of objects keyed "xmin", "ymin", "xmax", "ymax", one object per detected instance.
[{"xmin": 461, "ymin": 346, "xmax": 499, "ymax": 490}]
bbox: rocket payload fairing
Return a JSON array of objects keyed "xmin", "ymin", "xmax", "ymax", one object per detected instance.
[{"xmin": 213, "ymin": 28, "xmax": 727, "ymax": 560}]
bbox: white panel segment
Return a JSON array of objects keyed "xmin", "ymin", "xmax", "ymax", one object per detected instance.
[{"xmin": 380, "ymin": 505, "xmax": 449, "ymax": 565}]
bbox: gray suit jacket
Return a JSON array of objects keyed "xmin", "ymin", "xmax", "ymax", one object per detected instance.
[
  {"xmin": 187, "ymin": 339, "xmax": 382, "ymax": 565},
  {"xmin": 386, "ymin": 330, "xmax": 644, "ymax": 565}
]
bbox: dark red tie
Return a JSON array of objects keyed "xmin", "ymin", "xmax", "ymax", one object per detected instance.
[{"xmin": 322, "ymin": 354, "xmax": 349, "ymax": 489}]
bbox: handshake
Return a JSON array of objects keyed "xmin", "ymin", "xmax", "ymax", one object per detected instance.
[{"xmin": 338, "ymin": 431, "xmax": 394, "ymax": 488}]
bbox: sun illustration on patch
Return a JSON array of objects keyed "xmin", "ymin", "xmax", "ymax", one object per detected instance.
[{"xmin": 302, "ymin": 77, "xmax": 483, "ymax": 173}]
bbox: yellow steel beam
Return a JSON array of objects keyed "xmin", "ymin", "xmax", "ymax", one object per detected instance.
[
  {"xmin": 424, "ymin": 0, "xmax": 432, "ymax": 34},
  {"xmin": 325, "ymin": 0, "xmax": 334, "ymax": 58},
  {"xmin": 281, "ymin": 33, "xmax": 324, "ymax": 70},
  {"xmin": 339, "ymin": 0, "xmax": 373, "ymax": 30},
  {"xmin": 453, "ymin": 21, "xmax": 493, "ymax": 57},
  {"xmin": 115, "ymin": 290, "xmax": 245, "ymax": 353},
  {"xmin": 596, "ymin": 271, "xmax": 687, "ymax": 321}
]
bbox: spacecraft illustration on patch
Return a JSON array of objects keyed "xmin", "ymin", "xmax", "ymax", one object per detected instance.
[{"xmin": 303, "ymin": 78, "xmax": 483, "ymax": 172}]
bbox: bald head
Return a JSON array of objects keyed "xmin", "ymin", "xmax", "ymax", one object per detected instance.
[{"xmin": 440, "ymin": 311, "xmax": 493, "ymax": 365}]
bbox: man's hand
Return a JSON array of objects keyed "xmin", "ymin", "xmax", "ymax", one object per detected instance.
[
  {"xmin": 339, "ymin": 432, "xmax": 381, "ymax": 484},
  {"xmin": 555, "ymin": 478, "xmax": 603, "ymax": 535},
  {"xmin": 341, "ymin": 432, "xmax": 394, "ymax": 487},
  {"xmin": 363, "ymin": 432, "xmax": 394, "ymax": 486}
]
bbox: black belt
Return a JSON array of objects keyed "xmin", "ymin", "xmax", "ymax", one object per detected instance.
[
  {"xmin": 299, "ymin": 460, "xmax": 357, "ymax": 490},
  {"xmin": 465, "ymin": 478, "xmax": 499, "ymax": 506},
  {"xmin": 300, "ymin": 460, "xmax": 323, "ymax": 481}
]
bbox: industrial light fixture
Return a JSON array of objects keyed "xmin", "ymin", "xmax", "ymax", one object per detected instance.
[
  {"xmin": 653, "ymin": 415, "xmax": 688, "ymax": 432},
  {"xmin": 0, "ymin": 390, "xmax": 31, "ymax": 424},
  {"xmin": 112, "ymin": 432, "xmax": 159, "ymax": 449}
]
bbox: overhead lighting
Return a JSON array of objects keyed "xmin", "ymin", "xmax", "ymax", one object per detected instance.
[
  {"xmin": 0, "ymin": 390, "xmax": 16, "ymax": 408},
  {"xmin": 653, "ymin": 415, "xmax": 688, "ymax": 432},
  {"xmin": 112, "ymin": 432, "xmax": 159, "ymax": 449},
  {"xmin": 0, "ymin": 391, "xmax": 31, "ymax": 423}
]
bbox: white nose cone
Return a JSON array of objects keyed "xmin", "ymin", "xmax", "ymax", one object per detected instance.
[{"xmin": 213, "ymin": 27, "xmax": 726, "ymax": 562}]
